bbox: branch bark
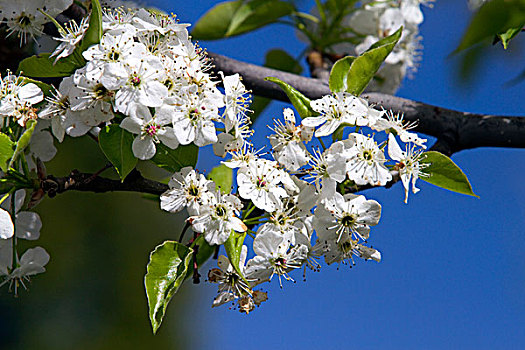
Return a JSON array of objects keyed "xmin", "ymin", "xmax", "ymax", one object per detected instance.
[
  {"xmin": 43, "ymin": 169, "xmax": 168, "ymax": 197},
  {"xmin": 208, "ymin": 52, "xmax": 525, "ymax": 155}
]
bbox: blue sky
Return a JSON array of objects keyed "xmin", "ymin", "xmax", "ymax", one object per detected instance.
[{"xmin": 144, "ymin": 1, "xmax": 525, "ymax": 349}]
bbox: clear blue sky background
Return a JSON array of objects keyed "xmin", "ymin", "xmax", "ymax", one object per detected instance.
[{"xmin": 142, "ymin": 1, "xmax": 525, "ymax": 349}]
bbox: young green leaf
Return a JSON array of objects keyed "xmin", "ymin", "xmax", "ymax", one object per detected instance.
[
  {"xmin": 0, "ymin": 133, "xmax": 14, "ymax": 172},
  {"xmin": 17, "ymin": 53, "xmax": 79, "ymax": 78},
  {"xmin": 329, "ymin": 27, "xmax": 402, "ymax": 96},
  {"xmin": 328, "ymin": 56, "xmax": 356, "ymax": 93},
  {"xmin": 226, "ymin": 0, "xmax": 295, "ymax": 37},
  {"xmin": 265, "ymin": 77, "xmax": 316, "ymax": 119},
  {"xmin": 224, "ymin": 231, "xmax": 247, "ymax": 279},
  {"xmin": 207, "ymin": 164, "xmax": 233, "ymax": 192},
  {"xmin": 454, "ymin": 0, "xmax": 525, "ymax": 53},
  {"xmin": 144, "ymin": 241, "xmax": 193, "ymax": 334},
  {"xmin": 420, "ymin": 151, "xmax": 479, "ymax": 198},
  {"xmin": 191, "ymin": 1, "xmax": 243, "ymax": 40},
  {"xmin": 78, "ymin": 0, "xmax": 103, "ymax": 52},
  {"xmin": 8, "ymin": 119, "xmax": 37, "ymax": 169},
  {"xmin": 151, "ymin": 144, "xmax": 199, "ymax": 173},
  {"xmin": 498, "ymin": 24, "xmax": 525, "ymax": 49},
  {"xmin": 98, "ymin": 125, "xmax": 137, "ymax": 181},
  {"xmin": 191, "ymin": 0, "xmax": 294, "ymax": 40}
]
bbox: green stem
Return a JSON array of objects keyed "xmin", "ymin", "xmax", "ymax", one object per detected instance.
[
  {"xmin": 0, "ymin": 188, "xmax": 15, "ymax": 206},
  {"xmin": 318, "ymin": 137, "xmax": 327, "ymax": 150},
  {"xmin": 242, "ymin": 202, "xmax": 255, "ymax": 219}
]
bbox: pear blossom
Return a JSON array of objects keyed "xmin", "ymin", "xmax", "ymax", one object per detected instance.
[
  {"xmin": 189, "ymin": 191, "xmax": 246, "ymax": 246},
  {"xmin": 208, "ymin": 245, "xmax": 252, "ymax": 307},
  {"xmin": 0, "ymin": 245, "xmax": 50, "ymax": 294},
  {"xmin": 237, "ymin": 158, "xmax": 288, "ymax": 212},
  {"xmin": 372, "ymin": 110, "xmax": 427, "ymax": 148},
  {"xmin": 160, "ymin": 167, "xmax": 216, "ymax": 215},
  {"xmin": 306, "ymin": 144, "xmax": 347, "ymax": 199},
  {"xmin": 120, "ymin": 105, "xmax": 179, "ymax": 160},
  {"xmin": 388, "ymin": 134, "xmax": 429, "ymax": 203},
  {"xmin": 50, "ymin": 17, "xmax": 89, "ymax": 63},
  {"xmin": 345, "ymin": 133, "xmax": 392, "ymax": 186},
  {"xmin": 314, "ymin": 192, "xmax": 382, "ymax": 242},
  {"xmin": 245, "ymin": 229, "xmax": 308, "ymax": 287},
  {"xmin": 302, "ymin": 92, "xmax": 369, "ymax": 137},
  {"xmin": 269, "ymin": 108, "xmax": 310, "ymax": 171}
]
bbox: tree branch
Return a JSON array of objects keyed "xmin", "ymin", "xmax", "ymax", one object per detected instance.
[
  {"xmin": 43, "ymin": 169, "xmax": 168, "ymax": 197},
  {"xmin": 208, "ymin": 52, "xmax": 525, "ymax": 155}
]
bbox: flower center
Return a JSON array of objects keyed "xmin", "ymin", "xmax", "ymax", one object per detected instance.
[
  {"xmin": 341, "ymin": 214, "xmax": 357, "ymax": 228},
  {"xmin": 274, "ymin": 257, "xmax": 287, "ymax": 268},
  {"xmin": 18, "ymin": 14, "xmax": 32, "ymax": 28},
  {"xmin": 130, "ymin": 75, "xmax": 141, "ymax": 87},
  {"xmin": 108, "ymin": 50, "xmax": 120, "ymax": 61},
  {"xmin": 187, "ymin": 184, "xmax": 199, "ymax": 197},
  {"xmin": 215, "ymin": 205, "xmax": 227, "ymax": 218},
  {"xmin": 145, "ymin": 123, "xmax": 160, "ymax": 136},
  {"xmin": 363, "ymin": 150, "xmax": 373, "ymax": 161},
  {"xmin": 338, "ymin": 240, "xmax": 355, "ymax": 254},
  {"xmin": 188, "ymin": 108, "xmax": 200, "ymax": 122},
  {"xmin": 256, "ymin": 176, "xmax": 267, "ymax": 189},
  {"xmin": 94, "ymin": 84, "xmax": 110, "ymax": 99}
]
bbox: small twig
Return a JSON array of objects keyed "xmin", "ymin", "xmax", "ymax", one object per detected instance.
[
  {"xmin": 179, "ymin": 221, "xmax": 191, "ymax": 243},
  {"xmin": 192, "ymin": 232, "xmax": 201, "ymax": 284}
]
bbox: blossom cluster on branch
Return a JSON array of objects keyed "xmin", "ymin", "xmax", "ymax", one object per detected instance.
[{"xmin": 0, "ymin": 0, "xmax": 483, "ymax": 332}]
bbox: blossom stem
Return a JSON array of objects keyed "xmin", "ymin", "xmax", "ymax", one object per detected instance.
[
  {"xmin": 318, "ymin": 137, "xmax": 327, "ymax": 150},
  {"xmin": 0, "ymin": 188, "xmax": 15, "ymax": 206},
  {"xmin": 20, "ymin": 155, "xmax": 30, "ymax": 178},
  {"xmin": 179, "ymin": 221, "xmax": 191, "ymax": 243},
  {"xmin": 242, "ymin": 202, "xmax": 255, "ymax": 219}
]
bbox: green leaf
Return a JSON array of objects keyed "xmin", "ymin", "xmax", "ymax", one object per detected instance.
[
  {"xmin": 191, "ymin": 1, "xmax": 243, "ymax": 40},
  {"xmin": 226, "ymin": 0, "xmax": 295, "ymax": 37},
  {"xmin": 0, "ymin": 133, "xmax": 14, "ymax": 172},
  {"xmin": 9, "ymin": 119, "xmax": 37, "ymax": 169},
  {"xmin": 328, "ymin": 56, "xmax": 356, "ymax": 93},
  {"xmin": 151, "ymin": 144, "xmax": 199, "ymax": 173},
  {"xmin": 192, "ymin": 0, "xmax": 294, "ymax": 40},
  {"xmin": 98, "ymin": 125, "xmax": 137, "ymax": 181},
  {"xmin": 224, "ymin": 231, "xmax": 247, "ymax": 279},
  {"xmin": 329, "ymin": 27, "xmax": 402, "ymax": 95},
  {"xmin": 420, "ymin": 151, "xmax": 479, "ymax": 198},
  {"xmin": 17, "ymin": 53, "xmax": 79, "ymax": 78},
  {"xmin": 144, "ymin": 241, "xmax": 193, "ymax": 334},
  {"xmin": 78, "ymin": 0, "xmax": 103, "ymax": 52},
  {"xmin": 265, "ymin": 77, "xmax": 316, "ymax": 119},
  {"xmin": 498, "ymin": 24, "xmax": 524, "ymax": 49},
  {"xmin": 455, "ymin": 0, "xmax": 525, "ymax": 53},
  {"xmin": 207, "ymin": 164, "xmax": 233, "ymax": 192}
]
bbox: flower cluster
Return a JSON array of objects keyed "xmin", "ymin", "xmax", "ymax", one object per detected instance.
[
  {"xmin": 159, "ymin": 89, "xmax": 429, "ymax": 312},
  {"xmin": 347, "ymin": 0, "xmax": 433, "ymax": 93},
  {"xmin": 40, "ymin": 7, "xmax": 251, "ymax": 160},
  {"xmin": 0, "ymin": 0, "xmax": 73, "ymax": 45},
  {"xmin": 0, "ymin": 2, "xmax": 432, "ymax": 314},
  {"xmin": 0, "ymin": 190, "xmax": 49, "ymax": 294}
]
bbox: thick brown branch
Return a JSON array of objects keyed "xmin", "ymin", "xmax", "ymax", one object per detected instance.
[
  {"xmin": 43, "ymin": 169, "xmax": 168, "ymax": 197},
  {"xmin": 209, "ymin": 52, "xmax": 525, "ymax": 154}
]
